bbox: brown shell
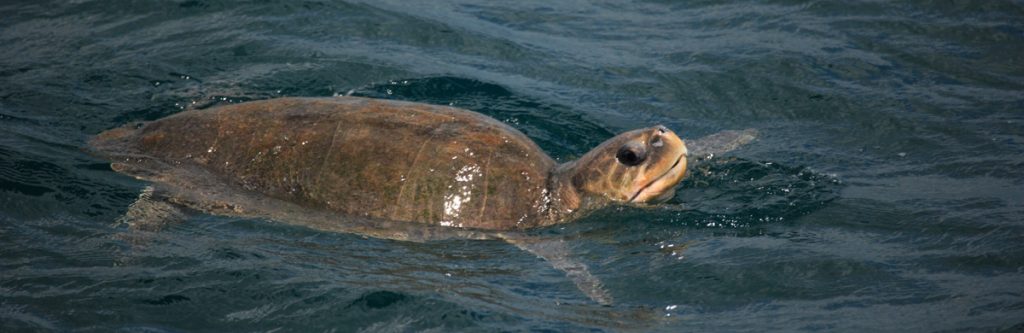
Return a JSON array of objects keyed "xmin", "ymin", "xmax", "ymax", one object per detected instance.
[{"xmin": 91, "ymin": 97, "xmax": 557, "ymax": 230}]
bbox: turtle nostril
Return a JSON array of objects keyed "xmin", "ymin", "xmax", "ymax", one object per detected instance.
[
  {"xmin": 656, "ymin": 125, "xmax": 668, "ymax": 134},
  {"xmin": 651, "ymin": 135, "xmax": 664, "ymax": 147}
]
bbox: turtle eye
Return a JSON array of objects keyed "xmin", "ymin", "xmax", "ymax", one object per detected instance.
[{"xmin": 616, "ymin": 144, "xmax": 647, "ymax": 166}]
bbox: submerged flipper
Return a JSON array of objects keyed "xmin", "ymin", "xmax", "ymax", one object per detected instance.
[
  {"xmin": 111, "ymin": 185, "xmax": 191, "ymax": 266},
  {"xmin": 502, "ymin": 234, "xmax": 613, "ymax": 305},
  {"xmin": 116, "ymin": 185, "xmax": 188, "ymax": 231},
  {"xmin": 686, "ymin": 128, "xmax": 758, "ymax": 160}
]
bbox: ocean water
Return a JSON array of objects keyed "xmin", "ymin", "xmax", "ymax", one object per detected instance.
[{"xmin": 2, "ymin": 0, "xmax": 1023, "ymax": 331}]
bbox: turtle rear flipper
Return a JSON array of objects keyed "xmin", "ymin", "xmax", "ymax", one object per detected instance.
[
  {"xmin": 107, "ymin": 155, "xmax": 193, "ymax": 231},
  {"xmin": 116, "ymin": 185, "xmax": 189, "ymax": 231},
  {"xmin": 501, "ymin": 234, "xmax": 613, "ymax": 305},
  {"xmin": 111, "ymin": 185, "xmax": 191, "ymax": 266}
]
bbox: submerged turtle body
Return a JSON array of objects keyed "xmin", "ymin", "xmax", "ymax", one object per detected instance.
[
  {"xmin": 90, "ymin": 97, "xmax": 689, "ymax": 231},
  {"xmin": 91, "ymin": 96, "xmax": 756, "ymax": 305}
]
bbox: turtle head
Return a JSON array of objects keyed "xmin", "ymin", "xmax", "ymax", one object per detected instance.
[{"xmin": 561, "ymin": 125, "xmax": 688, "ymax": 206}]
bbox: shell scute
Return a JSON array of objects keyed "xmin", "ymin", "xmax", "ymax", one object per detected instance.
[{"xmin": 92, "ymin": 97, "xmax": 556, "ymax": 230}]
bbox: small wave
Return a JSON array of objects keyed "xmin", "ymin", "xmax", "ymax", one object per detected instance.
[{"xmin": 671, "ymin": 157, "xmax": 842, "ymax": 228}]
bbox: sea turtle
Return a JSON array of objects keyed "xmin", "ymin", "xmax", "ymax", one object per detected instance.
[{"xmin": 89, "ymin": 96, "xmax": 756, "ymax": 304}]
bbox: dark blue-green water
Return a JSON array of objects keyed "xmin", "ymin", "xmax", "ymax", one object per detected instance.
[{"xmin": 2, "ymin": 1, "xmax": 1023, "ymax": 331}]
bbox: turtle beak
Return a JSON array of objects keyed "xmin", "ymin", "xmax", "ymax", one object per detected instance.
[{"xmin": 628, "ymin": 127, "xmax": 688, "ymax": 203}]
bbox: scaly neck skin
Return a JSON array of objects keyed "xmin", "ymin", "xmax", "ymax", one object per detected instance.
[{"xmin": 536, "ymin": 160, "xmax": 609, "ymax": 227}]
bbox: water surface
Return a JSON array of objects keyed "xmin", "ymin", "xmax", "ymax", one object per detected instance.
[{"xmin": 2, "ymin": 0, "xmax": 1023, "ymax": 331}]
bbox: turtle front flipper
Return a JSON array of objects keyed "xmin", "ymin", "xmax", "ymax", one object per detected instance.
[
  {"xmin": 686, "ymin": 128, "xmax": 758, "ymax": 161},
  {"xmin": 501, "ymin": 234, "xmax": 613, "ymax": 305}
]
